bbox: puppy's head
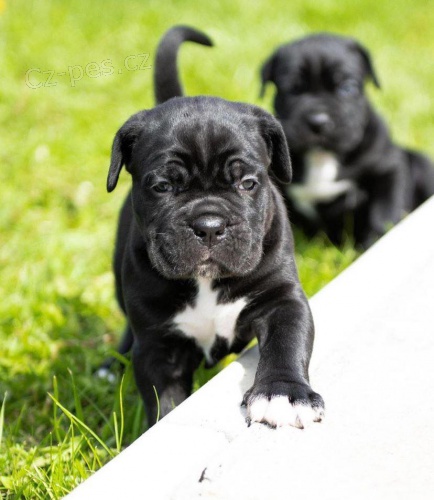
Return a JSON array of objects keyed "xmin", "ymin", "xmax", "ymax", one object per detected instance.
[
  {"xmin": 107, "ymin": 96, "xmax": 291, "ymax": 280},
  {"xmin": 261, "ymin": 34, "xmax": 380, "ymax": 157}
]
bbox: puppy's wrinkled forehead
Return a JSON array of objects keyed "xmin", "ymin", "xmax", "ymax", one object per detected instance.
[
  {"xmin": 107, "ymin": 96, "xmax": 292, "ymax": 191},
  {"xmin": 275, "ymin": 36, "xmax": 367, "ymax": 89},
  {"xmin": 136, "ymin": 100, "xmax": 270, "ymax": 183}
]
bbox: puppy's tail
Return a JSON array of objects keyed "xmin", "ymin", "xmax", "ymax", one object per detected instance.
[{"xmin": 154, "ymin": 25, "xmax": 213, "ymax": 105}]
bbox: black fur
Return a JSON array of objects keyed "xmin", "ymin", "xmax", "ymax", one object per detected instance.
[
  {"xmin": 261, "ymin": 33, "xmax": 434, "ymax": 248},
  {"xmin": 105, "ymin": 27, "xmax": 323, "ymax": 427}
]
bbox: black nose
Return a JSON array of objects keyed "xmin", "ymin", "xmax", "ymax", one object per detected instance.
[
  {"xmin": 191, "ymin": 215, "xmax": 227, "ymax": 247},
  {"xmin": 306, "ymin": 112, "xmax": 332, "ymax": 134}
]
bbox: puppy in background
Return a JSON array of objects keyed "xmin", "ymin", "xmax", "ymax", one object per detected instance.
[
  {"xmin": 102, "ymin": 26, "xmax": 324, "ymax": 429},
  {"xmin": 261, "ymin": 34, "xmax": 434, "ymax": 248}
]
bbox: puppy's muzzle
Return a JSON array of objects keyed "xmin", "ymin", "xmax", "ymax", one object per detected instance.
[
  {"xmin": 305, "ymin": 112, "xmax": 332, "ymax": 135},
  {"xmin": 191, "ymin": 214, "xmax": 227, "ymax": 248}
]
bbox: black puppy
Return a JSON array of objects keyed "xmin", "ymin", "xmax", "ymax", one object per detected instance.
[
  {"xmin": 261, "ymin": 33, "xmax": 434, "ymax": 247},
  {"xmin": 104, "ymin": 27, "xmax": 324, "ymax": 428}
]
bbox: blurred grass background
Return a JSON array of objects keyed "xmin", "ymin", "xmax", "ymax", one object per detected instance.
[{"xmin": 0, "ymin": 0, "xmax": 433, "ymax": 496}]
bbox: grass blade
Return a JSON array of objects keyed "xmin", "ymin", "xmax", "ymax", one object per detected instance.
[
  {"xmin": 48, "ymin": 393, "xmax": 114, "ymax": 459},
  {"xmin": 0, "ymin": 392, "xmax": 7, "ymax": 450},
  {"xmin": 68, "ymin": 369, "xmax": 84, "ymax": 423}
]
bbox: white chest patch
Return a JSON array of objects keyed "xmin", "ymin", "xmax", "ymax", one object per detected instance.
[
  {"xmin": 288, "ymin": 150, "xmax": 354, "ymax": 219},
  {"xmin": 172, "ymin": 278, "xmax": 247, "ymax": 360}
]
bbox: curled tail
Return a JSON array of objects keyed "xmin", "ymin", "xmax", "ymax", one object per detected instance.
[{"xmin": 154, "ymin": 25, "xmax": 213, "ymax": 105}]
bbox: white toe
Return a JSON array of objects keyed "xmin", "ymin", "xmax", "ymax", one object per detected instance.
[
  {"xmin": 264, "ymin": 395, "xmax": 299, "ymax": 427},
  {"xmin": 248, "ymin": 397, "xmax": 269, "ymax": 423},
  {"xmin": 247, "ymin": 395, "xmax": 323, "ymax": 429},
  {"xmin": 292, "ymin": 403, "xmax": 318, "ymax": 428}
]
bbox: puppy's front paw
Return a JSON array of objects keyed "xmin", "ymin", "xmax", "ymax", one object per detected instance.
[{"xmin": 243, "ymin": 381, "xmax": 324, "ymax": 429}]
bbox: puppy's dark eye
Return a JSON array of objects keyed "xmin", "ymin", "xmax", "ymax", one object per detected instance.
[
  {"xmin": 336, "ymin": 79, "xmax": 360, "ymax": 97},
  {"xmin": 238, "ymin": 179, "xmax": 257, "ymax": 191},
  {"xmin": 153, "ymin": 181, "xmax": 173, "ymax": 193}
]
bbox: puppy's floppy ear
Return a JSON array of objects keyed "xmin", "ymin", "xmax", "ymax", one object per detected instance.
[
  {"xmin": 259, "ymin": 53, "xmax": 277, "ymax": 98},
  {"xmin": 255, "ymin": 109, "xmax": 292, "ymax": 184},
  {"xmin": 107, "ymin": 113, "xmax": 145, "ymax": 192},
  {"xmin": 351, "ymin": 41, "xmax": 381, "ymax": 89}
]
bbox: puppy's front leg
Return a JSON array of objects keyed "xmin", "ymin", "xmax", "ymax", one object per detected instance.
[
  {"xmin": 132, "ymin": 336, "xmax": 202, "ymax": 426},
  {"xmin": 243, "ymin": 288, "xmax": 324, "ymax": 429}
]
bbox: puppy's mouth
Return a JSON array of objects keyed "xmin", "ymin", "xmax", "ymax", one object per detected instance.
[
  {"xmin": 194, "ymin": 259, "xmax": 221, "ymax": 279},
  {"xmin": 147, "ymin": 225, "xmax": 262, "ymax": 280},
  {"xmin": 198, "ymin": 250, "xmax": 212, "ymax": 262},
  {"xmin": 279, "ymin": 106, "xmax": 368, "ymax": 156},
  {"xmin": 281, "ymin": 119, "xmax": 336, "ymax": 152}
]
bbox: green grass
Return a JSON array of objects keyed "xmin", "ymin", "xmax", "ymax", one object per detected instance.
[{"xmin": 1, "ymin": 0, "xmax": 433, "ymax": 497}]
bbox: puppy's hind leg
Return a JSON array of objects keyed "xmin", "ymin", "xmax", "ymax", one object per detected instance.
[{"xmin": 96, "ymin": 325, "xmax": 134, "ymax": 382}]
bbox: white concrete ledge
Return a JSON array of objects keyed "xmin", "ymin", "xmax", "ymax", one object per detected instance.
[{"xmin": 68, "ymin": 196, "xmax": 434, "ymax": 500}]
